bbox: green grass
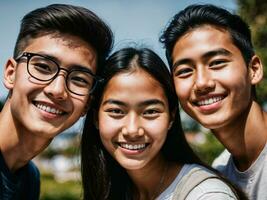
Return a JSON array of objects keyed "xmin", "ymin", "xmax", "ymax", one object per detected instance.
[
  {"xmin": 190, "ymin": 133, "xmax": 225, "ymax": 165},
  {"xmin": 40, "ymin": 173, "xmax": 82, "ymax": 200}
]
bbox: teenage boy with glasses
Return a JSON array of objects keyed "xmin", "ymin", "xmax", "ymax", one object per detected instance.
[
  {"xmin": 0, "ymin": 4, "xmax": 113, "ymax": 199},
  {"xmin": 160, "ymin": 4, "xmax": 267, "ymax": 200}
]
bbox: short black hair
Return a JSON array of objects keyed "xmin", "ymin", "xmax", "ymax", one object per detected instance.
[
  {"xmin": 160, "ymin": 4, "xmax": 254, "ymax": 68},
  {"xmin": 14, "ymin": 4, "xmax": 113, "ymax": 68}
]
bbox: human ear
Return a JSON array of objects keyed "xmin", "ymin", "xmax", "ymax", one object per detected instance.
[
  {"xmin": 3, "ymin": 58, "xmax": 17, "ymax": 90},
  {"xmin": 249, "ymin": 55, "xmax": 263, "ymax": 85}
]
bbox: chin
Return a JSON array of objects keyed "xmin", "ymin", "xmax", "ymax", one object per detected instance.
[
  {"xmin": 199, "ymin": 120, "xmax": 225, "ymax": 130},
  {"xmin": 31, "ymin": 126, "xmax": 62, "ymax": 138},
  {"xmin": 120, "ymin": 161, "xmax": 146, "ymax": 171}
]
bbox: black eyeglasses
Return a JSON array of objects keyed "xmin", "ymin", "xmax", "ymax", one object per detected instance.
[{"xmin": 15, "ymin": 52, "xmax": 102, "ymax": 96}]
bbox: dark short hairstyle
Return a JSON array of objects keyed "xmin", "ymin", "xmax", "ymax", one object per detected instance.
[
  {"xmin": 160, "ymin": 4, "xmax": 254, "ymax": 69},
  {"xmin": 14, "ymin": 4, "xmax": 113, "ymax": 68}
]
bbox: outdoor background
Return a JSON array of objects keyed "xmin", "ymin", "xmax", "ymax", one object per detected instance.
[{"xmin": 0, "ymin": 0, "xmax": 267, "ymax": 199}]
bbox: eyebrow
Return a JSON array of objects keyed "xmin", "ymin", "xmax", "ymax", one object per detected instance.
[
  {"xmin": 102, "ymin": 99, "xmax": 127, "ymax": 106},
  {"xmin": 139, "ymin": 99, "xmax": 165, "ymax": 107},
  {"xmin": 172, "ymin": 48, "xmax": 232, "ymax": 71},
  {"xmin": 35, "ymin": 51, "xmax": 94, "ymax": 74},
  {"xmin": 172, "ymin": 58, "xmax": 192, "ymax": 71},
  {"xmin": 102, "ymin": 99, "xmax": 165, "ymax": 107},
  {"xmin": 202, "ymin": 48, "xmax": 232, "ymax": 59}
]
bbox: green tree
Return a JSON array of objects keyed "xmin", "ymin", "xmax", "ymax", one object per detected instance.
[
  {"xmin": 236, "ymin": 0, "xmax": 267, "ymax": 104},
  {"xmin": 189, "ymin": 133, "xmax": 224, "ymax": 165}
]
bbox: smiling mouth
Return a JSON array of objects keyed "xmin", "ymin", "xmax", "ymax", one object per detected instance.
[
  {"xmin": 195, "ymin": 96, "xmax": 225, "ymax": 106},
  {"xmin": 33, "ymin": 101, "xmax": 65, "ymax": 115},
  {"xmin": 118, "ymin": 143, "xmax": 149, "ymax": 150}
]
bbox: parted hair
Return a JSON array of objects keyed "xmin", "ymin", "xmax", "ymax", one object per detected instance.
[{"xmin": 14, "ymin": 3, "xmax": 113, "ymax": 68}]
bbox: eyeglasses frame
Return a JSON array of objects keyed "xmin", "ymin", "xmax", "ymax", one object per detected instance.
[{"xmin": 15, "ymin": 52, "xmax": 103, "ymax": 96}]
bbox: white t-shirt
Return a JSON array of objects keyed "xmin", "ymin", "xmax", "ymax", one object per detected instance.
[
  {"xmin": 212, "ymin": 143, "xmax": 267, "ymax": 200},
  {"xmin": 156, "ymin": 164, "xmax": 237, "ymax": 200}
]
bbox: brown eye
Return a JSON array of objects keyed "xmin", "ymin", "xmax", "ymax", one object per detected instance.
[
  {"xmin": 209, "ymin": 60, "xmax": 228, "ymax": 68},
  {"xmin": 105, "ymin": 108, "xmax": 125, "ymax": 118},
  {"xmin": 143, "ymin": 109, "xmax": 161, "ymax": 119},
  {"xmin": 174, "ymin": 68, "xmax": 193, "ymax": 77}
]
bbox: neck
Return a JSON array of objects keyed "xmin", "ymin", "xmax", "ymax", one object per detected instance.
[
  {"xmin": 127, "ymin": 155, "xmax": 181, "ymax": 200},
  {"xmin": 213, "ymin": 101, "xmax": 267, "ymax": 171},
  {"xmin": 0, "ymin": 103, "xmax": 52, "ymax": 172}
]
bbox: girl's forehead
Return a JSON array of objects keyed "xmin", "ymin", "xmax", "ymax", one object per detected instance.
[
  {"xmin": 102, "ymin": 69, "xmax": 167, "ymax": 102},
  {"xmin": 108, "ymin": 69, "xmax": 160, "ymax": 89}
]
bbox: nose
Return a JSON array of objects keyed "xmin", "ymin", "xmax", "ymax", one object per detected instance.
[
  {"xmin": 193, "ymin": 68, "xmax": 215, "ymax": 94},
  {"xmin": 43, "ymin": 74, "xmax": 68, "ymax": 100},
  {"xmin": 122, "ymin": 113, "xmax": 144, "ymax": 138}
]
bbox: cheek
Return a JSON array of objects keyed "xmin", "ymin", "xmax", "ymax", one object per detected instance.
[
  {"xmin": 144, "ymin": 118, "xmax": 169, "ymax": 140},
  {"xmin": 218, "ymin": 61, "xmax": 249, "ymax": 88},
  {"xmin": 71, "ymin": 99, "xmax": 87, "ymax": 116},
  {"xmin": 12, "ymin": 80, "xmax": 40, "ymax": 106},
  {"xmin": 98, "ymin": 115, "xmax": 120, "ymax": 140},
  {"xmin": 229, "ymin": 75, "xmax": 251, "ymax": 103},
  {"xmin": 98, "ymin": 117, "xmax": 120, "ymax": 155},
  {"xmin": 174, "ymin": 79, "xmax": 192, "ymax": 100},
  {"xmin": 151, "ymin": 128, "xmax": 168, "ymax": 149},
  {"xmin": 218, "ymin": 68, "xmax": 249, "ymax": 94},
  {"xmin": 232, "ymin": 75, "xmax": 249, "ymax": 90}
]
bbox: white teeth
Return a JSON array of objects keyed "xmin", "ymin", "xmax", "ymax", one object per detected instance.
[
  {"xmin": 120, "ymin": 143, "xmax": 146, "ymax": 150},
  {"xmin": 198, "ymin": 97, "xmax": 223, "ymax": 106},
  {"xmin": 35, "ymin": 103, "xmax": 63, "ymax": 115}
]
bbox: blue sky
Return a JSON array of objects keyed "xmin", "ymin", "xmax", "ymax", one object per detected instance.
[
  {"xmin": 0, "ymin": 0, "xmax": 236, "ymax": 133},
  {"xmin": 0, "ymin": 0, "xmax": 236, "ymax": 100}
]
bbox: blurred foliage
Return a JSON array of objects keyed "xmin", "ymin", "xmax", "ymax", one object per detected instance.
[
  {"xmin": 40, "ymin": 172, "xmax": 81, "ymax": 200},
  {"xmin": 40, "ymin": 137, "xmax": 80, "ymax": 159},
  {"xmin": 189, "ymin": 132, "xmax": 225, "ymax": 165},
  {"xmin": 182, "ymin": 117, "xmax": 200, "ymax": 132},
  {"xmin": 38, "ymin": 134, "xmax": 82, "ymax": 199},
  {"xmin": 236, "ymin": 0, "xmax": 267, "ymax": 104},
  {"xmin": 41, "ymin": 145, "xmax": 79, "ymax": 159},
  {"xmin": 21, "ymin": 2, "xmax": 267, "ymax": 199}
]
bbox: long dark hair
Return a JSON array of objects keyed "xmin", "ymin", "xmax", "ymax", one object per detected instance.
[
  {"xmin": 81, "ymin": 47, "xmax": 247, "ymax": 200},
  {"xmin": 81, "ymin": 47, "xmax": 200, "ymax": 199}
]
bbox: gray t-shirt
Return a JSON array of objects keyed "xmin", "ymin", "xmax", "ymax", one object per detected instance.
[
  {"xmin": 156, "ymin": 164, "xmax": 237, "ymax": 200},
  {"xmin": 212, "ymin": 144, "xmax": 267, "ymax": 200}
]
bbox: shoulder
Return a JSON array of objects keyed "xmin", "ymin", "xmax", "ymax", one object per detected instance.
[
  {"xmin": 21, "ymin": 161, "xmax": 40, "ymax": 199},
  {"xmin": 212, "ymin": 149, "xmax": 231, "ymax": 170},
  {"xmin": 27, "ymin": 161, "xmax": 40, "ymax": 179},
  {"xmin": 21, "ymin": 161, "xmax": 40, "ymax": 189},
  {"xmin": 186, "ymin": 178, "xmax": 237, "ymax": 200},
  {"xmin": 171, "ymin": 164, "xmax": 237, "ymax": 200}
]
